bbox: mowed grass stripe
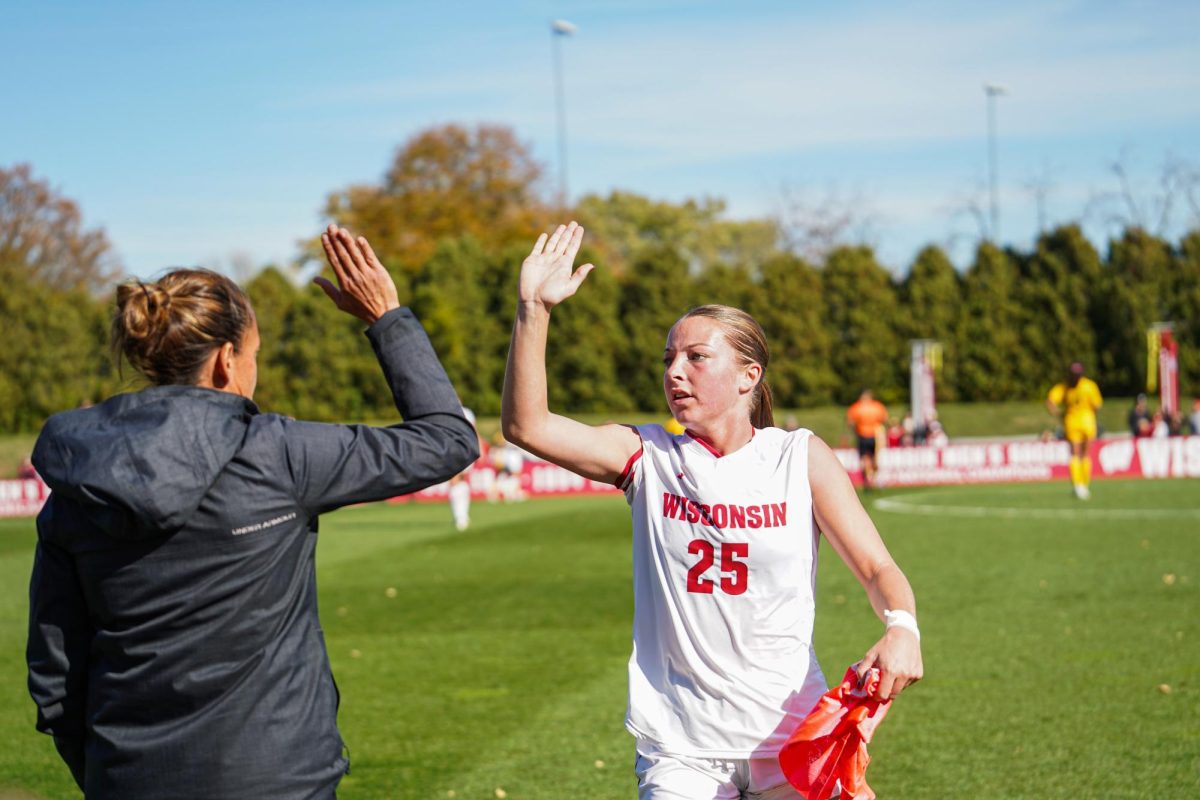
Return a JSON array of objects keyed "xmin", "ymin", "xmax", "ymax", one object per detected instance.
[
  {"xmin": 847, "ymin": 480, "xmax": 1198, "ymax": 798},
  {"xmin": 321, "ymin": 497, "xmax": 635, "ymax": 798}
]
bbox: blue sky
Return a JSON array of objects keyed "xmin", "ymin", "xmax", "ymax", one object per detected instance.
[{"xmin": 5, "ymin": 1, "xmax": 1198, "ymax": 278}]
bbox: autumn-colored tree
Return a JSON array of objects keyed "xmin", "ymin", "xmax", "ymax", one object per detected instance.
[
  {"xmin": 576, "ymin": 191, "xmax": 780, "ymax": 276},
  {"xmin": 324, "ymin": 124, "xmax": 548, "ymax": 271},
  {"xmin": 0, "ymin": 163, "xmax": 121, "ymax": 293}
]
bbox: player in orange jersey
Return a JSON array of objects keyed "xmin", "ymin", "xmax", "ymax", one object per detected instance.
[{"xmin": 846, "ymin": 389, "xmax": 888, "ymax": 490}]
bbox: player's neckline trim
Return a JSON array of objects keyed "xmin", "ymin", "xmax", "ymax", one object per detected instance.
[{"xmin": 685, "ymin": 428, "xmax": 755, "ymax": 458}]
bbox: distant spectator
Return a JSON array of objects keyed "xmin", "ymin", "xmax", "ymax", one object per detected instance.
[
  {"xmin": 885, "ymin": 418, "xmax": 904, "ymax": 448},
  {"xmin": 1128, "ymin": 394, "xmax": 1153, "ymax": 438},
  {"xmin": 1152, "ymin": 411, "xmax": 1169, "ymax": 438},
  {"xmin": 926, "ymin": 419, "xmax": 948, "ymax": 447},
  {"xmin": 1167, "ymin": 412, "xmax": 1184, "ymax": 437},
  {"xmin": 18, "ymin": 456, "xmax": 39, "ymax": 481},
  {"xmin": 1191, "ymin": 397, "xmax": 1200, "ymax": 436}
]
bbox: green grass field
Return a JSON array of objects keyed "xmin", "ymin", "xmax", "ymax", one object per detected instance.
[{"xmin": 1, "ymin": 479, "xmax": 1196, "ymax": 798}]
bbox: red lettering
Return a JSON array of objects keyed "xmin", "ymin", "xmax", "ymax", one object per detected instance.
[
  {"xmin": 728, "ymin": 505, "xmax": 746, "ymax": 529},
  {"xmin": 720, "ymin": 542, "xmax": 749, "ymax": 595},
  {"xmin": 769, "ymin": 502, "xmax": 787, "ymax": 527},
  {"xmin": 686, "ymin": 540, "xmax": 716, "ymax": 593},
  {"xmin": 700, "ymin": 504, "xmax": 712, "ymax": 525},
  {"xmin": 662, "ymin": 493, "xmax": 683, "ymax": 519},
  {"xmin": 746, "ymin": 506, "xmax": 762, "ymax": 528},
  {"xmin": 686, "ymin": 500, "xmax": 700, "ymax": 523},
  {"xmin": 712, "ymin": 504, "xmax": 728, "ymax": 528}
]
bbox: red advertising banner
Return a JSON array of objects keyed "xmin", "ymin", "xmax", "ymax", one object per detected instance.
[
  {"xmin": 4, "ymin": 436, "xmax": 1197, "ymax": 517},
  {"xmin": 836, "ymin": 435, "xmax": 1200, "ymax": 487},
  {"xmin": 0, "ymin": 478, "xmax": 50, "ymax": 518}
]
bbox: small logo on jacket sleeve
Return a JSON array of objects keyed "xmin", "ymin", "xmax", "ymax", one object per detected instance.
[{"xmin": 232, "ymin": 511, "xmax": 298, "ymax": 536}]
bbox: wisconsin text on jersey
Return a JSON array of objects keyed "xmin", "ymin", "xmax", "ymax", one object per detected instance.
[{"xmin": 661, "ymin": 492, "xmax": 788, "ymax": 529}]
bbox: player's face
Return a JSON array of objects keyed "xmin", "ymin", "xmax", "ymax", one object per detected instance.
[{"xmin": 663, "ymin": 316, "xmax": 757, "ymax": 428}]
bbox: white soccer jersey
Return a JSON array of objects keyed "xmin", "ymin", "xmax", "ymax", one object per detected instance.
[{"xmin": 619, "ymin": 424, "xmax": 829, "ymax": 758}]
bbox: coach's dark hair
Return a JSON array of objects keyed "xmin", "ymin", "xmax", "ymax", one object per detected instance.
[
  {"xmin": 682, "ymin": 304, "xmax": 775, "ymax": 428},
  {"xmin": 112, "ymin": 268, "xmax": 255, "ymax": 386}
]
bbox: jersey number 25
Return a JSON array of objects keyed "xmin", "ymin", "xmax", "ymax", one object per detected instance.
[{"xmin": 686, "ymin": 540, "xmax": 748, "ymax": 595}]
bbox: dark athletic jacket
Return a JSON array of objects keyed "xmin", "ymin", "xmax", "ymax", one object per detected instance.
[{"xmin": 27, "ymin": 308, "xmax": 478, "ymax": 799}]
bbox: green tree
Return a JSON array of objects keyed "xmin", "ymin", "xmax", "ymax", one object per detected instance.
[
  {"xmin": 410, "ymin": 236, "xmax": 505, "ymax": 414},
  {"xmin": 1092, "ymin": 228, "xmax": 1175, "ymax": 396},
  {"xmin": 821, "ymin": 246, "xmax": 902, "ymax": 404},
  {"xmin": 245, "ymin": 266, "xmax": 298, "ymax": 415},
  {"xmin": 755, "ymin": 254, "xmax": 836, "ymax": 408},
  {"xmin": 957, "ymin": 243, "xmax": 1027, "ymax": 400},
  {"xmin": 617, "ymin": 245, "xmax": 695, "ymax": 411},
  {"xmin": 1016, "ymin": 225, "xmax": 1102, "ymax": 391},
  {"xmin": 900, "ymin": 245, "xmax": 963, "ymax": 401},
  {"xmin": 1168, "ymin": 230, "xmax": 1200, "ymax": 399},
  {"xmin": 545, "ymin": 244, "xmax": 631, "ymax": 413},
  {"xmin": 0, "ymin": 270, "xmax": 112, "ymax": 431},
  {"xmin": 272, "ymin": 287, "xmax": 392, "ymax": 421}
]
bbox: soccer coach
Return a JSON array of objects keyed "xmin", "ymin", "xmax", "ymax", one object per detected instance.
[{"xmin": 27, "ymin": 226, "xmax": 478, "ymax": 798}]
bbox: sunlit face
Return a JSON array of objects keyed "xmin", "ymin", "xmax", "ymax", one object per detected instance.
[
  {"xmin": 230, "ymin": 318, "xmax": 260, "ymax": 400},
  {"xmin": 662, "ymin": 315, "xmax": 759, "ymax": 429}
]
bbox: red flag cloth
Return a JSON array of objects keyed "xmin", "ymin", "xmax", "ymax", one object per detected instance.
[{"xmin": 778, "ymin": 666, "xmax": 892, "ymax": 800}]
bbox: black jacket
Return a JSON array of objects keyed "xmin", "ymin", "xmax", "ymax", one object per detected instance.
[{"xmin": 27, "ymin": 308, "xmax": 478, "ymax": 799}]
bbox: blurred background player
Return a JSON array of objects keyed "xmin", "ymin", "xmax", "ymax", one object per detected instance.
[
  {"xmin": 1046, "ymin": 362, "xmax": 1103, "ymax": 499},
  {"xmin": 846, "ymin": 389, "xmax": 888, "ymax": 490},
  {"xmin": 448, "ymin": 406, "xmax": 482, "ymax": 530}
]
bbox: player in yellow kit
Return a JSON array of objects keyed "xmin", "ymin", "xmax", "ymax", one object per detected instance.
[{"xmin": 1046, "ymin": 362, "xmax": 1103, "ymax": 499}]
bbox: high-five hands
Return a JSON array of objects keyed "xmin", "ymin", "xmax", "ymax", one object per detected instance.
[
  {"xmin": 315, "ymin": 224, "xmax": 401, "ymax": 325},
  {"xmin": 520, "ymin": 221, "xmax": 594, "ymax": 311}
]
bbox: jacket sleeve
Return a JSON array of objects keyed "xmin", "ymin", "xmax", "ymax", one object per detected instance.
[
  {"xmin": 27, "ymin": 527, "xmax": 90, "ymax": 790},
  {"xmin": 284, "ymin": 307, "xmax": 480, "ymax": 515}
]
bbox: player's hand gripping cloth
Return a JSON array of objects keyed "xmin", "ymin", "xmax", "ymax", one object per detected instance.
[{"xmin": 778, "ymin": 666, "xmax": 892, "ymax": 800}]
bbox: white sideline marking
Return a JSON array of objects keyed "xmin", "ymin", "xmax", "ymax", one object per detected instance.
[{"xmin": 872, "ymin": 495, "xmax": 1200, "ymax": 520}]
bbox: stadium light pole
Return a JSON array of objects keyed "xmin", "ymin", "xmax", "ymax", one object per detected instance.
[
  {"xmin": 551, "ymin": 19, "xmax": 577, "ymax": 210},
  {"xmin": 984, "ymin": 83, "xmax": 1007, "ymax": 242}
]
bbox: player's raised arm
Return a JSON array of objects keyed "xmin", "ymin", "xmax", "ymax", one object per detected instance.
[
  {"xmin": 808, "ymin": 436, "xmax": 924, "ymax": 701},
  {"xmin": 501, "ymin": 222, "xmax": 640, "ymax": 484}
]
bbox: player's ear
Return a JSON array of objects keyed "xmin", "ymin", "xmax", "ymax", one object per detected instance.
[{"xmin": 740, "ymin": 363, "xmax": 762, "ymax": 395}]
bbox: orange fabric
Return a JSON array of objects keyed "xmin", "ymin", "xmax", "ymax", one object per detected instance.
[
  {"xmin": 846, "ymin": 399, "xmax": 888, "ymax": 438},
  {"xmin": 779, "ymin": 667, "xmax": 892, "ymax": 800}
]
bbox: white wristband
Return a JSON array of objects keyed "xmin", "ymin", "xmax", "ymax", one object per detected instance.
[{"xmin": 884, "ymin": 609, "xmax": 920, "ymax": 641}]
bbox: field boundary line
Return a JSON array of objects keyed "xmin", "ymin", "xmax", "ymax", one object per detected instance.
[{"xmin": 872, "ymin": 495, "xmax": 1200, "ymax": 520}]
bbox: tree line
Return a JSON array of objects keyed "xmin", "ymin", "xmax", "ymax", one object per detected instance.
[{"xmin": 2, "ymin": 127, "xmax": 1198, "ymax": 433}]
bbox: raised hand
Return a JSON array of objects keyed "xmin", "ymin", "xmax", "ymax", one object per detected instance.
[
  {"xmin": 315, "ymin": 225, "xmax": 401, "ymax": 325},
  {"xmin": 520, "ymin": 221, "xmax": 594, "ymax": 310}
]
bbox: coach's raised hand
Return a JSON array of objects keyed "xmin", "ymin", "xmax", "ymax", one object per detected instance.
[
  {"xmin": 519, "ymin": 221, "xmax": 594, "ymax": 310},
  {"xmin": 315, "ymin": 224, "xmax": 400, "ymax": 325}
]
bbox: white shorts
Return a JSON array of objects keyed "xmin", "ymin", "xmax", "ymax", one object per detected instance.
[{"xmin": 635, "ymin": 741, "xmax": 821, "ymax": 800}]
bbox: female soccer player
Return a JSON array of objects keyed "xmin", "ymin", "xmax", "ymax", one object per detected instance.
[
  {"xmin": 502, "ymin": 222, "xmax": 923, "ymax": 799},
  {"xmin": 27, "ymin": 227, "xmax": 478, "ymax": 798}
]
